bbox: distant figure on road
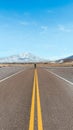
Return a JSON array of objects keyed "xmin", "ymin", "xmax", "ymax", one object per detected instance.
[{"xmin": 34, "ymin": 64, "xmax": 36, "ymax": 68}]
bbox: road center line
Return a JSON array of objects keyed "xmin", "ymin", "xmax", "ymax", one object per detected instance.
[
  {"xmin": 29, "ymin": 70, "xmax": 35, "ymax": 130},
  {"xmin": 35, "ymin": 69, "xmax": 43, "ymax": 130},
  {"xmin": 29, "ymin": 69, "xmax": 43, "ymax": 130}
]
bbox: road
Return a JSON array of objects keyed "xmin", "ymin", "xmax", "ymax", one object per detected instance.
[
  {"xmin": 38, "ymin": 67, "xmax": 73, "ymax": 130},
  {"xmin": 0, "ymin": 66, "xmax": 32, "ymax": 80},
  {"xmin": 0, "ymin": 67, "xmax": 34, "ymax": 130},
  {"xmin": 0, "ymin": 66, "xmax": 24, "ymax": 80},
  {"xmin": 0, "ymin": 66, "xmax": 73, "ymax": 130},
  {"xmin": 45, "ymin": 67, "xmax": 73, "ymax": 83}
]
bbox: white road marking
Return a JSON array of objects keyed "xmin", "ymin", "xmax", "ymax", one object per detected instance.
[
  {"xmin": 0, "ymin": 69, "xmax": 25, "ymax": 83},
  {"xmin": 46, "ymin": 69, "xmax": 73, "ymax": 86}
]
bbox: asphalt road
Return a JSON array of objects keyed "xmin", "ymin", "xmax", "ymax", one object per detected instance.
[
  {"xmin": 0, "ymin": 66, "xmax": 73, "ymax": 130},
  {"xmin": 45, "ymin": 67, "xmax": 73, "ymax": 83},
  {"xmin": 38, "ymin": 68, "xmax": 73, "ymax": 130},
  {"xmin": 0, "ymin": 68, "xmax": 34, "ymax": 130},
  {"xmin": 0, "ymin": 66, "xmax": 26, "ymax": 80}
]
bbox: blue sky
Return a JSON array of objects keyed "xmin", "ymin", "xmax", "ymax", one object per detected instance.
[{"xmin": 0, "ymin": 0, "xmax": 73, "ymax": 60}]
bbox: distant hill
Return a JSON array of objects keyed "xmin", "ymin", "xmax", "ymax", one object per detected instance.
[
  {"xmin": 56, "ymin": 55, "xmax": 73, "ymax": 63},
  {"xmin": 0, "ymin": 52, "xmax": 47, "ymax": 63}
]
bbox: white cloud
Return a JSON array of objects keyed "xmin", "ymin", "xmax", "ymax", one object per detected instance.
[
  {"xmin": 58, "ymin": 24, "xmax": 71, "ymax": 32},
  {"xmin": 41, "ymin": 26, "xmax": 48, "ymax": 31},
  {"xmin": 20, "ymin": 21, "xmax": 30, "ymax": 26},
  {"xmin": 20, "ymin": 21, "xmax": 37, "ymax": 26}
]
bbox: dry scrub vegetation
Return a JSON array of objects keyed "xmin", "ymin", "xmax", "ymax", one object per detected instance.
[{"xmin": 0, "ymin": 62, "xmax": 73, "ymax": 68}]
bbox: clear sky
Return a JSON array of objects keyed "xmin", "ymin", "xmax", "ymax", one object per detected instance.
[{"xmin": 0, "ymin": 0, "xmax": 73, "ymax": 60}]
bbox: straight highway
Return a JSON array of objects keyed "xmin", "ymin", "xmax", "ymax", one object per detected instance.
[{"xmin": 0, "ymin": 66, "xmax": 73, "ymax": 130}]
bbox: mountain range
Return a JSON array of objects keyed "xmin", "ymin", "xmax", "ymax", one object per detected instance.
[
  {"xmin": 0, "ymin": 52, "xmax": 47, "ymax": 63},
  {"xmin": 0, "ymin": 52, "xmax": 73, "ymax": 63}
]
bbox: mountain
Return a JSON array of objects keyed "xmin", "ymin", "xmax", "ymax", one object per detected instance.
[
  {"xmin": 0, "ymin": 52, "xmax": 47, "ymax": 63},
  {"xmin": 63, "ymin": 55, "xmax": 73, "ymax": 62},
  {"xmin": 56, "ymin": 55, "xmax": 73, "ymax": 63}
]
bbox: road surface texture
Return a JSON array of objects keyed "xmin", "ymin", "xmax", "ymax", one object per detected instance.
[
  {"xmin": 0, "ymin": 68, "xmax": 34, "ymax": 130},
  {"xmin": 0, "ymin": 66, "xmax": 73, "ymax": 130},
  {"xmin": 0, "ymin": 66, "xmax": 31, "ymax": 80},
  {"xmin": 38, "ymin": 67, "xmax": 73, "ymax": 130},
  {"xmin": 45, "ymin": 67, "xmax": 73, "ymax": 83}
]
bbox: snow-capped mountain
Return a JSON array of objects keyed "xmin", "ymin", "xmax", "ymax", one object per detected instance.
[{"xmin": 0, "ymin": 52, "xmax": 46, "ymax": 63}]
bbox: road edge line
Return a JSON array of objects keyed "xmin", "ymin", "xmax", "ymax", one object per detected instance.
[
  {"xmin": 46, "ymin": 69, "xmax": 73, "ymax": 86},
  {"xmin": 0, "ymin": 69, "xmax": 25, "ymax": 83}
]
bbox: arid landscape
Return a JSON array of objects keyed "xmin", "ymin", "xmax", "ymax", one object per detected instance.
[
  {"xmin": 0, "ymin": 0, "xmax": 73, "ymax": 129},
  {"xmin": 0, "ymin": 61, "xmax": 73, "ymax": 68}
]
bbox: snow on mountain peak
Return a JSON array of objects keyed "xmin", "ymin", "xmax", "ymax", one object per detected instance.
[{"xmin": 0, "ymin": 52, "xmax": 46, "ymax": 63}]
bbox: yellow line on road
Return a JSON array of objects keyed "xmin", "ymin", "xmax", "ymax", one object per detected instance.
[
  {"xmin": 29, "ymin": 70, "xmax": 35, "ymax": 130},
  {"xmin": 28, "ymin": 69, "xmax": 43, "ymax": 130},
  {"xmin": 35, "ymin": 69, "xmax": 43, "ymax": 130}
]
